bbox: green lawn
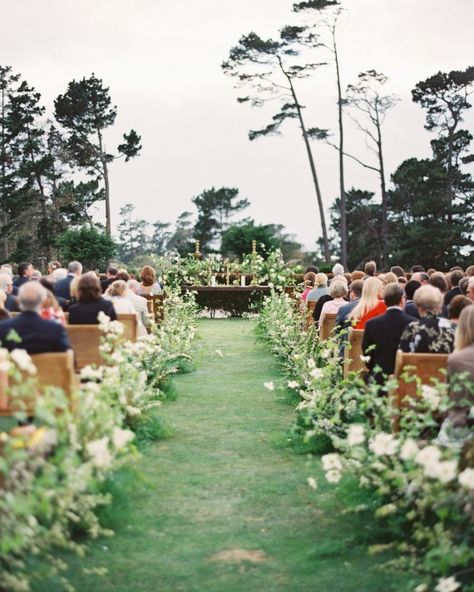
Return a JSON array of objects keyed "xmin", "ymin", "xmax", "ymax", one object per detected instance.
[{"xmin": 38, "ymin": 319, "xmax": 411, "ymax": 592}]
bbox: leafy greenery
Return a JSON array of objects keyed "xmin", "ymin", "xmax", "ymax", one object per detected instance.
[{"xmin": 57, "ymin": 225, "xmax": 117, "ymax": 270}]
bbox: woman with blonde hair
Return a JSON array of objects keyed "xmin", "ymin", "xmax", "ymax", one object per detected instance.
[
  {"xmin": 105, "ymin": 280, "xmax": 137, "ymax": 315},
  {"xmin": 348, "ymin": 276, "xmax": 386, "ymax": 330},
  {"xmin": 382, "ymin": 272, "xmax": 398, "ymax": 286},
  {"xmin": 0, "ymin": 289, "xmax": 11, "ymax": 321},
  {"xmin": 136, "ymin": 265, "xmax": 162, "ymax": 296}
]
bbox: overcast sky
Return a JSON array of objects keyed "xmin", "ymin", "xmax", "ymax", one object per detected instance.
[{"xmin": 2, "ymin": 0, "xmax": 473, "ymax": 250}]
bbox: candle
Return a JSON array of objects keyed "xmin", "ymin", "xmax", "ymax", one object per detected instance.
[
  {"xmin": 240, "ymin": 275, "xmax": 246, "ymax": 287},
  {"xmin": 210, "ymin": 275, "xmax": 216, "ymax": 287}
]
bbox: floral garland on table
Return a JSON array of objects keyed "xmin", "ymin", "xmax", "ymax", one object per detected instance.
[
  {"xmin": 258, "ymin": 290, "xmax": 474, "ymax": 592},
  {"xmin": 0, "ymin": 290, "xmax": 198, "ymax": 592}
]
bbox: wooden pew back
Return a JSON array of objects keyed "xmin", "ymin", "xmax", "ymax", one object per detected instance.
[
  {"xmin": 66, "ymin": 325, "xmax": 104, "ymax": 370},
  {"xmin": 304, "ymin": 301, "xmax": 316, "ymax": 330},
  {"xmin": 0, "ymin": 350, "xmax": 75, "ymax": 416},
  {"xmin": 117, "ymin": 313, "xmax": 138, "ymax": 342},
  {"xmin": 320, "ymin": 313, "xmax": 337, "ymax": 340},
  {"xmin": 343, "ymin": 329, "xmax": 366, "ymax": 379}
]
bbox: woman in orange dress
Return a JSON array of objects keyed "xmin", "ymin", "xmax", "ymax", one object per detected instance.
[{"xmin": 348, "ymin": 276, "xmax": 386, "ymax": 330}]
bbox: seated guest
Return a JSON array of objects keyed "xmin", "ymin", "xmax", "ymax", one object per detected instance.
[
  {"xmin": 40, "ymin": 278, "xmax": 68, "ymax": 311},
  {"xmin": 335, "ymin": 279, "xmax": 363, "ymax": 332},
  {"xmin": 0, "ymin": 290, "xmax": 12, "ymax": 321},
  {"xmin": 39, "ymin": 284, "xmax": 67, "ymax": 325},
  {"xmin": 467, "ymin": 277, "xmax": 474, "ymax": 302},
  {"xmin": 428, "ymin": 272, "xmax": 449, "ymax": 317},
  {"xmin": 13, "ymin": 262, "xmax": 33, "ymax": 288},
  {"xmin": 411, "ymin": 265, "xmax": 425, "ymax": 274},
  {"xmin": 398, "ymin": 276, "xmax": 407, "ymax": 285},
  {"xmin": 100, "ymin": 265, "xmax": 119, "ymax": 293},
  {"xmin": 0, "ymin": 282, "xmax": 70, "ymax": 353},
  {"xmin": 46, "ymin": 260, "xmax": 62, "ymax": 282},
  {"xmin": 390, "ymin": 265, "xmax": 406, "ymax": 278},
  {"xmin": 448, "ymin": 295, "xmax": 473, "ymax": 325},
  {"xmin": 0, "ymin": 272, "xmax": 19, "ymax": 312},
  {"xmin": 105, "ymin": 280, "xmax": 137, "ymax": 315},
  {"xmin": 136, "ymin": 265, "xmax": 162, "ymax": 296},
  {"xmin": 319, "ymin": 281, "xmax": 348, "ymax": 337},
  {"xmin": 69, "ymin": 273, "xmax": 117, "ymax": 324},
  {"xmin": 446, "ymin": 305, "xmax": 474, "ymax": 429},
  {"xmin": 115, "ymin": 268, "xmax": 130, "ymax": 282},
  {"xmin": 305, "ymin": 265, "xmax": 319, "ymax": 275},
  {"xmin": 458, "ymin": 276, "xmax": 469, "ymax": 296},
  {"xmin": 31, "ymin": 269, "xmax": 42, "ymax": 281},
  {"xmin": 466, "ymin": 265, "xmax": 474, "ymax": 277},
  {"xmin": 54, "ymin": 260, "xmax": 83, "ymax": 300},
  {"xmin": 382, "ymin": 272, "xmax": 398, "ymax": 286},
  {"xmin": 332, "ymin": 263, "xmax": 345, "ymax": 278},
  {"xmin": 348, "ymin": 277, "xmax": 386, "ymax": 330},
  {"xmin": 404, "ymin": 279, "xmax": 421, "ymax": 318},
  {"xmin": 399, "ymin": 285, "xmax": 455, "ymax": 353},
  {"xmin": 127, "ymin": 279, "xmax": 151, "ymax": 334},
  {"xmin": 351, "ymin": 270, "xmax": 364, "ymax": 282},
  {"xmin": 301, "ymin": 272, "xmax": 316, "ymax": 302},
  {"xmin": 307, "ymin": 272, "xmax": 329, "ymax": 303},
  {"xmin": 51, "ymin": 267, "xmax": 68, "ymax": 284},
  {"xmin": 364, "ymin": 260, "xmax": 376, "ymax": 278},
  {"xmin": 411, "ymin": 271, "xmax": 429, "ymax": 285},
  {"xmin": 362, "ymin": 284, "xmax": 416, "ymax": 385}
]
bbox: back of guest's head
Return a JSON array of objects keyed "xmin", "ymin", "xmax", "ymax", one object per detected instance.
[
  {"xmin": 349, "ymin": 276, "xmax": 383, "ymax": 321},
  {"xmin": 107, "ymin": 265, "xmax": 118, "ymax": 277},
  {"xmin": 349, "ymin": 279, "xmax": 363, "ymax": 299},
  {"xmin": 68, "ymin": 260, "xmax": 83, "ymax": 275},
  {"xmin": 330, "ymin": 280, "xmax": 348, "ymax": 299},
  {"xmin": 0, "ymin": 273, "xmax": 13, "ymax": 292},
  {"xmin": 31, "ymin": 270, "xmax": 42, "ymax": 281},
  {"xmin": 18, "ymin": 262, "xmax": 32, "ymax": 277},
  {"xmin": 0, "ymin": 264, "xmax": 13, "ymax": 276},
  {"xmin": 77, "ymin": 273, "xmax": 101, "ymax": 302},
  {"xmin": 127, "ymin": 279, "xmax": 140, "ymax": 292},
  {"xmin": 0, "ymin": 289, "xmax": 6, "ymax": 309},
  {"xmin": 51, "ymin": 268, "xmax": 68, "ymax": 283},
  {"xmin": 343, "ymin": 272, "xmax": 352, "ymax": 284},
  {"xmin": 466, "ymin": 265, "xmax": 474, "ymax": 277},
  {"xmin": 398, "ymin": 277, "xmax": 407, "ymax": 285},
  {"xmin": 412, "ymin": 271, "xmax": 429, "ymax": 284},
  {"xmin": 450, "ymin": 269, "xmax": 464, "ymax": 287},
  {"xmin": 303, "ymin": 272, "xmax": 316, "ymax": 287},
  {"xmin": 48, "ymin": 260, "xmax": 61, "ymax": 273},
  {"xmin": 140, "ymin": 265, "xmax": 156, "ymax": 287},
  {"xmin": 427, "ymin": 268, "xmax": 436, "ymax": 277},
  {"xmin": 429, "ymin": 272, "xmax": 448, "ymax": 294},
  {"xmin": 411, "ymin": 265, "xmax": 425, "ymax": 273},
  {"xmin": 40, "ymin": 278, "xmax": 54, "ymax": 293},
  {"xmin": 448, "ymin": 295, "xmax": 473, "ymax": 321},
  {"xmin": 405, "ymin": 279, "xmax": 421, "ymax": 300},
  {"xmin": 390, "ymin": 266, "xmax": 406, "ymax": 278},
  {"xmin": 116, "ymin": 268, "xmax": 130, "ymax": 282},
  {"xmin": 459, "ymin": 277, "xmax": 469, "ymax": 296},
  {"xmin": 413, "ymin": 284, "xmax": 443, "ymax": 315},
  {"xmin": 455, "ymin": 304, "xmax": 474, "ymax": 350},
  {"xmin": 351, "ymin": 270, "xmax": 364, "ymax": 282},
  {"xmin": 107, "ymin": 280, "xmax": 127, "ymax": 297},
  {"xmin": 332, "ymin": 263, "xmax": 344, "ymax": 276},
  {"xmin": 315, "ymin": 272, "xmax": 328, "ymax": 287},
  {"xmin": 382, "ymin": 272, "xmax": 398, "ymax": 285},
  {"xmin": 305, "ymin": 265, "xmax": 319, "ymax": 274},
  {"xmin": 450, "ymin": 266, "xmax": 464, "ymax": 272},
  {"xmin": 18, "ymin": 281, "xmax": 46, "ymax": 312},
  {"xmin": 383, "ymin": 283, "xmax": 404, "ymax": 308},
  {"xmin": 364, "ymin": 261, "xmax": 376, "ymax": 277}
]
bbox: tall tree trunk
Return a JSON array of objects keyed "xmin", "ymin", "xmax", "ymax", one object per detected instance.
[
  {"xmin": 0, "ymin": 85, "xmax": 8, "ymax": 260},
  {"xmin": 280, "ymin": 59, "xmax": 330, "ymax": 263},
  {"xmin": 332, "ymin": 24, "xmax": 347, "ymax": 269},
  {"xmin": 375, "ymin": 111, "xmax": 389, "ymax": 268},
  {"xmin": 98, "ymin": 129, "xmax": 111, "ymax": 234}
]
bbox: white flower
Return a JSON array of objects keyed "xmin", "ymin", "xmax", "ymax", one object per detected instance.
[
  {"xmin": 215, "ymin": 349, "xmax": 224, "ymax": 357},
  {"xmin": 86, "ymin": 437, "xmax": 112, "ymax": 469},
  {"xmin": 263, "ymin": 381, "xmax": 275, "ymax": 391},
  {"xmin": 415, "ymin": 584, "xmax": 428, "ymax": 592},
  {"xmin": 322, "ymin": 453, "xmax": 342, "ymax": 472},
  {"xmin": 108, "ymin": 320, "xmax": 124, "ymax": 335},
  {"xmin": 0, "ymin": 348, "xmax": 9, "ymax": 361},
  {"xmin": 80, "ymin": 366, "xmax": 103, "ymax": 381},
  {"xmin": 112, "ymin": 427, "xmax": 135, "ymax": 450},
  {"xmin": 320, "ymin": 349, "xmax": 331, "ymax": 359},
  {"xmin": 10, "ymin": 348, "xmax": 34, "ymax": 372},
  {"xmin": 0, "ymin": 361, "xmax": 10, "ymax": 373},
  {"xmin": 360, "ymin": 354, "xmax": 370, "ymax": 364},
  {"xmin": 369, "ymin": 432, "xmax": 398, "ymax": 457},
  {"xmin": 287, "ymin": 380, "xmax": 299, "ymax": 389},
  {"xmin": 307, "ymin": 358, "xmax": 316, "ymax": 369},
  {"xmin": 307, "ymin": 477, "xmax": 318, "ymax": 490},
  {"xmin": 421, "ymin": 384, "xmax": 441, "ymax": 410},
  {"xmin": 400, "ymin": 438, "xmax": 419, "ymax": 461},
  {"xmin": 458, "ymin": 467, "xmax": 474, "ymax": 490},
  {"xmin": 428, "ymin": 460, "xmax": 457, "ymax": 484},
  {"xmin": 325, "ymin": 470, "xmax": 342, "ymax": 483},
  {"xmin": 310, "ymin": 367, "xmax": 324, "ymax": 379},
  {"xmin": 435, "ymin": 576, "xmax": 460, "ymax": 592},
  {"xmin": 415, "ymin": 445, "xmax": 441, "ymax": 467},
  {"xmin": 347, "ymin": 424, "xmax": 365, "ymax": 446},
  {"xmin": 126, "ymin": 405, "xmax": 142, "ymax": 416}
]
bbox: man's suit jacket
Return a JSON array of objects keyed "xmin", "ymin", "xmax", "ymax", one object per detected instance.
[
  {"xmin": 13, "ymin": 276, "xmax": 30, "ymax": 289},
  {"xmin": 68, "ymin": 298, "xmax": 117, "ymax": 324},
  {"xmin": 336, "ymin": 299, "xmax": 358, "ymax": 331},
  {"xmin": 362, "ymin": 308, "xmax": 416, "ymax": 383},
  {"xmin": 444, "ymin": 286, "xmax": 461, "ymax": 306},
  {"xmin": 405, "ymin": 301, "xmax": 448, "ymax": 319},
  {"xmin": 54, "ymin": 274, "xmax": 75, "ymax": 300},
  {"xmin": 5, "ymin": 294, "xmax": 19, "ymax": 312},
  {"xmin": 0, "ymin": 310, "xmax": 71, "ymax": 354}
]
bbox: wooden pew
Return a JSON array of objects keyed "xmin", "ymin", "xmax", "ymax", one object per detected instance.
[
  {"xmin": 343, "ymin": 329, "xmax": 366, "ymax": 379},
  {"xmin": 144, "ymin": 294, "xmax": 165, "ymax": 323},
  {"xmin": 116, "ymin": 313, "xmax": 138, "ymax": 342},
  {"xmin": 66, "ymin": 325, "xmax": 104, "ymax": 371},
  {"xmin": 320, "ymin": 313, "xmax": 337, "ymax": 340},
  {"xmin": 391, "ymin": 350, "xmax": 448, "ymax": 431},
  {"xmin": 304, "ymin": 301, "xmax": 316, "ymax": 330},
  {"xmin": 0, "ymin": 350, "xmax": 76, "ymax": 416}
]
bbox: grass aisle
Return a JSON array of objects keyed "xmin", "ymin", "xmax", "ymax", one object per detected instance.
[{"xmin": 47, "ymin": 319, "xmax": 411, "ymax": 592}]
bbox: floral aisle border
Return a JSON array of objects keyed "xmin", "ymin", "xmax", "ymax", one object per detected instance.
[
  {"xmin": 0, "ymin": 289, "xmax": 198, "ymax": 592},
  {"xmin": 257, "ymin": 291, "xmax": 474, "ymax": 592}
]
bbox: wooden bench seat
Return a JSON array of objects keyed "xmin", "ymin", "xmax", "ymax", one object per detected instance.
[
  {"xmin": 320, "ymin": 313, "xmax": 337, "ymax": 340},
  {"xmin": 0, "ymin": 350, "xmax": 76, "ymax": 416},
  {"xmin": 391, "ymin": 350, "xmax": 448, "ymax": 431},
  {"xmin": 343, "ymin": 329, "xmax": 366, "ymax": 379}
]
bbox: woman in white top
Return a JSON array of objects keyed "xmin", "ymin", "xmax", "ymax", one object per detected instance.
[
  {"xmin": 319, "ymin": 280, "xmax": 349, "ymax": 337},
  {"xmin": 104, "ymin": 280, "xmax": 147, "ymax": 336}
]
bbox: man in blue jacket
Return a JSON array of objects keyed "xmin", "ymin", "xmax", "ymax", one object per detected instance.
[
  {"xmin": 54, "ymin": 260, "xmax": 83, "ymax": 300},
  {"xmin": 0, "ymin": 282, "xmax": 71, "ymax": 354}
]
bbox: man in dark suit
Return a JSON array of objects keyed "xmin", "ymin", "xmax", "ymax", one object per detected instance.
[
  {"xmin": 13, "ymin": 262, "xmax": 33, "ymax": 289},
  {"xmin": 0, "ymin": 282, "xmax": 71, "ymax": 354},
  {"xmin": 336, "ymin": 279, "xmax": 363, "ymax": 331},
  {"xmin": 54, "ymin": 260, "xmax": 83, "ymax": 300},
  {"xmin": 444, "ymin": 269, "xmax": 464, "ymax": 306},
  {"xmin": 100, "ymin": 266, "xmax": 118, "ymax": 293},
  {"xmin": 362, "ymin": 283, "xmax": 416, "ymax": 385},
  {"xmin": 0, "ymin": 272, "xmax": 19, "ymax": 312}
]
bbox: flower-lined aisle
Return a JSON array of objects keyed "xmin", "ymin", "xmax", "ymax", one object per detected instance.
[
  {"xmin": 0, "ymin": 291, "xmax": 198, "ymax": 592},
  {"xmin": 257, "ymin": 291, "xmax": 474, "ymax": 592}
]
